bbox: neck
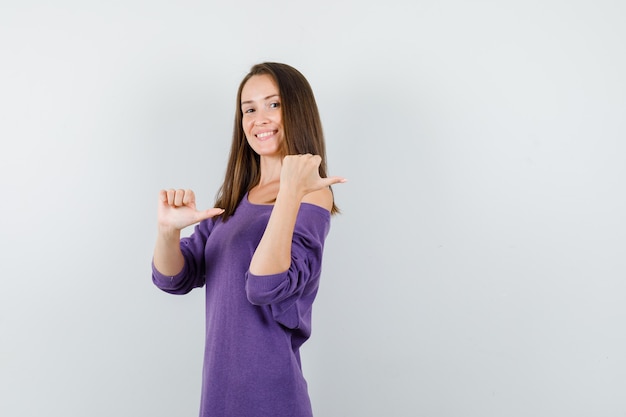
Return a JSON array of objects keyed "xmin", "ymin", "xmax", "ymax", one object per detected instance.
[{"xmin": 258, "ymin": 155, "xmax": 283, "ymax": 186}]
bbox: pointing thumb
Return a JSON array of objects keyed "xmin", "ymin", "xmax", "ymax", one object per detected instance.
[{"xmin": 197, "ymin": 207, "xmax": 225, "ymax": 221}]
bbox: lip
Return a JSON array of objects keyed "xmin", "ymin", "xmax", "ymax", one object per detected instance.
[{"xmin": 255, "ymin": 130, "xmax": 277, "ymax": 141}]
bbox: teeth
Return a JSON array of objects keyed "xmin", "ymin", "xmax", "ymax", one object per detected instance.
[{"xmin": 257, "ymin": 131, "xmax": 274, "ymax": 138}]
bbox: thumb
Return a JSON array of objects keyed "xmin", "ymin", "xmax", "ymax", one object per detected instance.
[
  {"xmin": 321, "ymin": 176, "xmax": 347, "ymax": 187},
  {"xmin": 196, "ymin": 207, "xmax": 226, "ymax": 221}
]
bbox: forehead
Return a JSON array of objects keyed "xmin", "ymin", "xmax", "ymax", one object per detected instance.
[{"xmin": 241, "ymin": 74, "xmax": 279, "ymax": 101}]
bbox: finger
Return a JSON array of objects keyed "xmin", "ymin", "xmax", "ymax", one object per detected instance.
[
  {"xmin": 159, "ymin": 189, "xmax": 167, "ymax": 202},
  {"xmin": 196, "ymin": 207, "xmax": 226, "ymax": 221},
  {"xmin": 321, "ymin": 176, "xmax": 347, "ymax": 187},
  {"xmin": 174, "ymin": 189, "xmax": 185, "ymax": 206},
  {"xmin": 304, "ymin": 154, "xmax": 321, "ymax": 169},
  {"xmin": 166, "ymin": 189, "xmax": 176, "ymax": 205},
  {"xmin": 182, "ymin": 189, "xmax": 195, "ymax": 205}
]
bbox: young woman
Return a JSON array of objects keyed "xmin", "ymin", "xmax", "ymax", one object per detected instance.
[{"xmin": 152, "ymin": 62, "xmax": 345, "ymax": 417}]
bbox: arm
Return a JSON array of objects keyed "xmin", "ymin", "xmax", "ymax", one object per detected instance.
[
  {"xmin": 245, "ymin": 203, "xmax": 330, "ymax": 328},
  {"xmin": 249, "ymin": 154, "xmax": 344, "ymax": 276},
  {"xmin": 153, "ymin": 227, "xmax": 185, "ymax": 276}
]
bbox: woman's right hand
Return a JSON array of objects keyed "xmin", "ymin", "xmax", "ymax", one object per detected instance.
[{"xmin": 157, "ymin": 189, "xmax": 224, "ymax": 233}]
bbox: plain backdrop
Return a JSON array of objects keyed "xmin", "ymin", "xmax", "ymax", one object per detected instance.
[{"xmin": 1, "ymin": 1, "xmax": 625, "ymax": 416}]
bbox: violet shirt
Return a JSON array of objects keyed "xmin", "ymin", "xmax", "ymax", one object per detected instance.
[{"xmin": 152, "ymin": 193, "xmax": 330, "ymax": 417}]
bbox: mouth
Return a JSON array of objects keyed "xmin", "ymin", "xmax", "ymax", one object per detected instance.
[{"xmin": 255, "ymin": 130, "xmax": 277, "ymax": 141}]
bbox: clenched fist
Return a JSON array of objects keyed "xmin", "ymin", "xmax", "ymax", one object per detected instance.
[{"xmin": 280, "ymin": 154, "xmax": 346, "ymax": 199}]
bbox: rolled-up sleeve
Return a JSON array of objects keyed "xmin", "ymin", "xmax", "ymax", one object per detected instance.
[
  {"xmin": 151, "ymin": 218, "xmax": 215, "ymax": 295},
  {"xmin": 245, "ymin": 204, "xmax": 330, "ymax": 329}
]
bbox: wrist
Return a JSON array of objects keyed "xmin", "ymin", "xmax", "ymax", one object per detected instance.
[
  {"xmin": 276, "ymin": 186, "xmax": 305, "ymax": 205},
  {"xmin": 157, "ymin": 224, "xmax": 181, "ymax": 241}
]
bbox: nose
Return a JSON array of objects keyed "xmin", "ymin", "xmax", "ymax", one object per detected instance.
[{"xmin": 253, "ymin": 109, "xmax": 269, "ymax": 125}]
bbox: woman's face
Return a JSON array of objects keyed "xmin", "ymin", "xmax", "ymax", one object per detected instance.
[{"xmin": 241, "ymin": 74, "xmax": 284, "ymax": 157}]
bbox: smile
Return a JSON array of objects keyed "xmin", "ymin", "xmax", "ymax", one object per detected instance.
[{"xmin": 256, "ymin": 131, "xmax": 277, "ymax": 140}]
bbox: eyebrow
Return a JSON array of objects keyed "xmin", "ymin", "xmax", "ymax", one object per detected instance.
[{"xmin": 241, "ymin": 94, "xmax": 280, "ymax": 106}]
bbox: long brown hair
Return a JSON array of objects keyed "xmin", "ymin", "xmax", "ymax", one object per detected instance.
[{"xmin": 214, "ymin": 62, "xmax": 338, "ymax": 219}]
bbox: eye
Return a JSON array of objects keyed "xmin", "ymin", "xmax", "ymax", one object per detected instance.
[
  {"xmin": 243, "ymin": 108, "xmax": 255, "ymax": 114},
  {"xmin": 269, "ymin": 102, "xmax": 280, "ymax": 109}
]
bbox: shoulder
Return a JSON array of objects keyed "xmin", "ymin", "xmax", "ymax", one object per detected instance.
[{"xmin": 302, "ymin": 187, "xmax": 334, "ymax": 212}]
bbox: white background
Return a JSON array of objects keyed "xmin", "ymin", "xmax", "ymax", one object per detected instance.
[{"xmin": 1, "ymin": 1, "xmax": 625, "ymax": 416}]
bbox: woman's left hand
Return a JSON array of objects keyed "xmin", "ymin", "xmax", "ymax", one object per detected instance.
[{"xmin": 279, "ymin": 154, "xmax": 346, "ymax": 199}]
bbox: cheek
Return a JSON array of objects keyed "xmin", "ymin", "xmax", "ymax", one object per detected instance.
[{"xmin": 241, "ymin": 119, "xmax": 252, "ymax": 135}]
